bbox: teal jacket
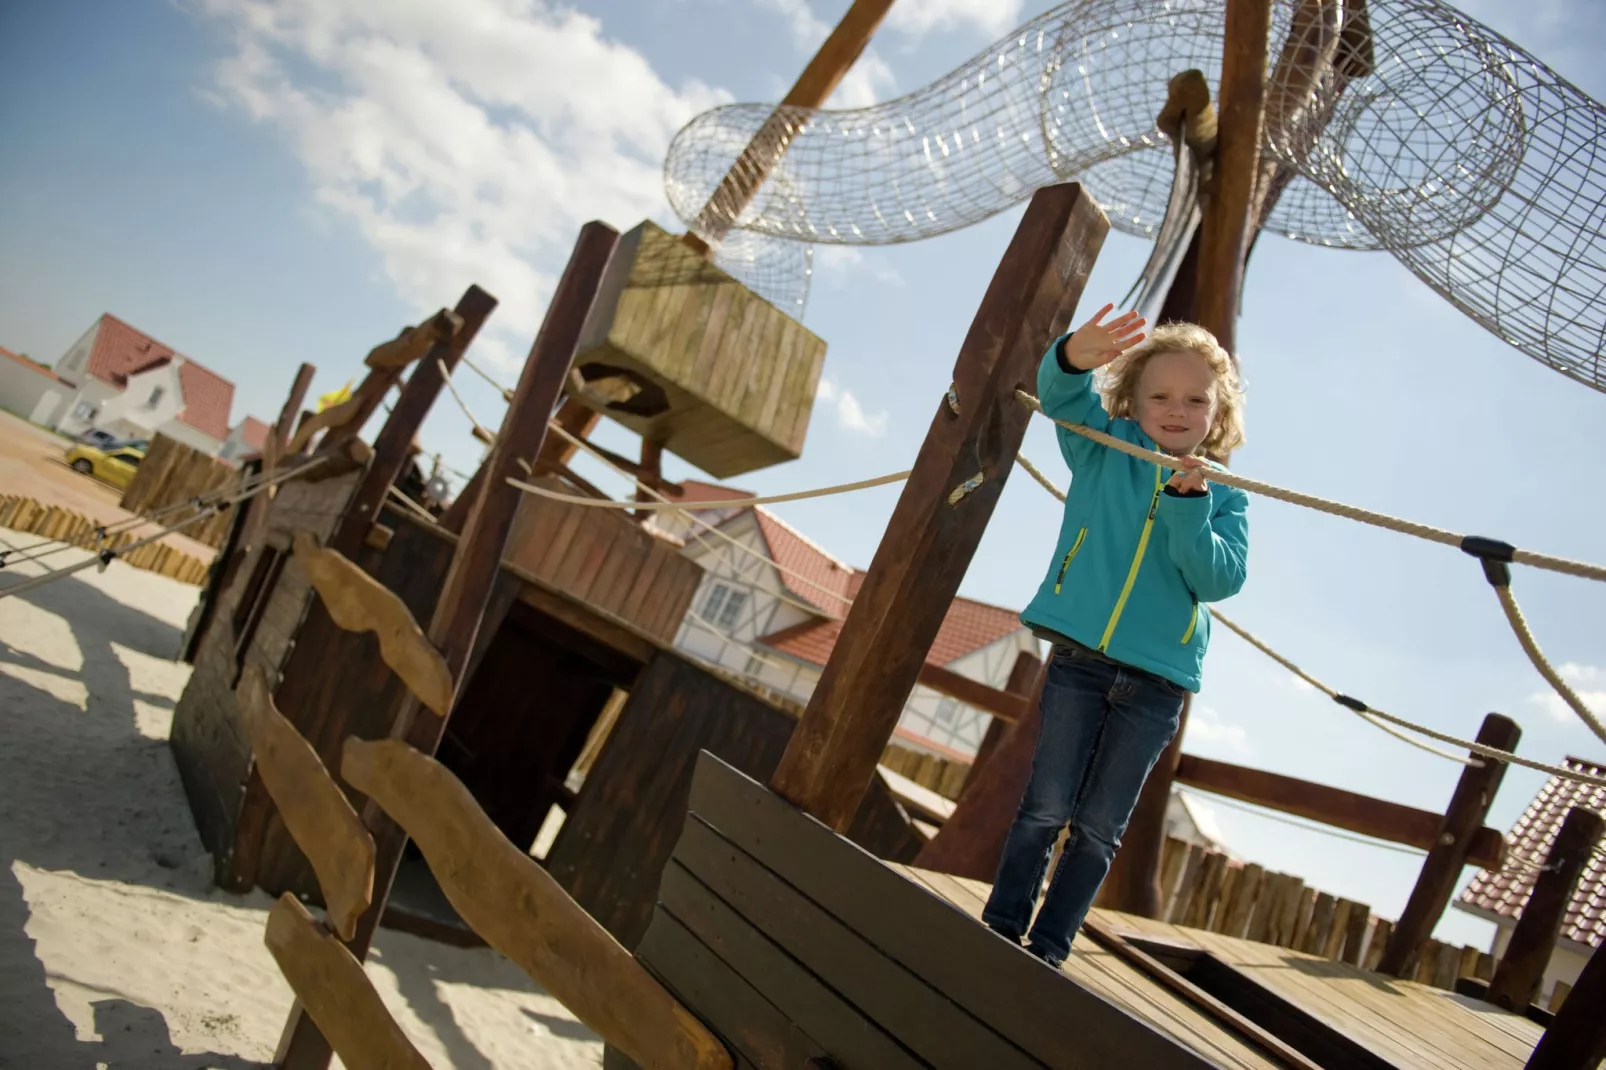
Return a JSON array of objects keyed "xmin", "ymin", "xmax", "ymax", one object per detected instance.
[{"xmin": 1020, "ymin": 335, "xmax": 1249, "ymax": 692}]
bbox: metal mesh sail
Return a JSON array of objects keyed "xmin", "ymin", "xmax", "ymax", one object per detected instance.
[{"xmin": 666, "ymin": 0, "xmax": 1605, "ymax": 392}]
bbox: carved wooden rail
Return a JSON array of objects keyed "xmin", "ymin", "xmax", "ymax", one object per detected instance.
[{"xmin": 292, "ymin": 533, "xmax": 454, "ymax": 716}]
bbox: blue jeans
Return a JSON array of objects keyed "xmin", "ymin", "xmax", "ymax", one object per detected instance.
[{"xmin": 982, "ymin": 642, "xmax": 1183, "ymax": 964}]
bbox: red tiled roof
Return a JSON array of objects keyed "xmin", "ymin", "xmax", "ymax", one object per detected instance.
[
  {"xmin": 1457, "ymin": 756, "xmax": 1606, "ymax": 949},
  {"xmin": 760, "ymin": 573, "xmax": 1025, "ymax": 669},
  {"xmin": 662, "ymin": 479, "xmax": 755, "ymax": 503},
  {"xmin": 1, "ymin": 346, "xmax": 63, "ymax": 383},
  {"xmin": 749, "ymin": 507, "xmax": 856, "ymax": 612},
  {"xmin": 237, "ymin": 415, "xmax": 272, "ymax": 451},
  {"xmin": 87, "ymin": 314, "xmax": 234, "ymax": 440}
]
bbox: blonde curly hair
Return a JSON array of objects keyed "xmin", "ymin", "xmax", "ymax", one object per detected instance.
[{"xmin": 1097, "ymin": 322, "xmax": 1245, "ymax": 460}]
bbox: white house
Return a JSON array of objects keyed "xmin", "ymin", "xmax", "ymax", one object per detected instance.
[
  {"xmin": 218, "ymin": 416, "xmax": 272, "ymax": 463},
  {"xmin": 648, "ymin": 481, "xmax": 1040, "ymax": 760},
  {"xmin": 0, "ymin": 346, "xmax": 72, "ymax": 427},
  {"xmin": 47, "ymin": 314, "xmax": 236, "ymax": 454},
  {"xmin": 1454, "ymin": 755, "xmax": 1604, "ymax": 1009}
]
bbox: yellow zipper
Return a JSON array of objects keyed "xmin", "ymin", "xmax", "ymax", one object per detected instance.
[
  {"xmin": 1181, "ymin": 601, "xmax": 1199, "ymax": 645},
  {"xmin": 1098, "ymin": 465, "xmax": 1163, "ymax": 652},
  {"xmin": 1053, "ymin": 528, "xmax": 1087, "ymax": 593}
]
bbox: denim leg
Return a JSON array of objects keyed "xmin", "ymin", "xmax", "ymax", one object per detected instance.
[
  {"xmin": 1026, "ymin": 666, "xmax": 1182, "ymax": 963},
  {"xmin": 981, "ymin": 650, "xmax": 1114, "ymax": 942}
]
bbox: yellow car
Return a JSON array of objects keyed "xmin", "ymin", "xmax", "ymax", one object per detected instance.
[{"xmin": 64, "ymin": 440, "xmax": 147, "ymax": 489}]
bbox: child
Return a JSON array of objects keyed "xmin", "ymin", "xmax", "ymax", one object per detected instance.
[{"xmin": 981, "ymin": 304, "xmax": 1248, "ymax": 968}]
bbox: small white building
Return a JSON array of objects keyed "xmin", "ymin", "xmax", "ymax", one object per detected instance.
[
  {"xmin": 0, "ymin": 346, "xmax": 72, "ymax": 427},
  {"xmin": 47, "ymin": 314, "xmax": 237, "ymax": 454},
  {"xmin": 1454, "ymin": 755, "xmax": 1604, "ymax": 1009},
  {"xmin": 649, "ymin": 481, "xmax": 1039, "ymax": 760},
  {"xmin": 218, "ymin": 416, "xmax": 272, "ymax": 463}
]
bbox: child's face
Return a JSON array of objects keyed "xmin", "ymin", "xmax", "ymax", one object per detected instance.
[{"xmin": 1133, "ymin": 350, "xmax": 1217, "ymax": 455}]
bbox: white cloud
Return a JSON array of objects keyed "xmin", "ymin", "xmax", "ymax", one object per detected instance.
[
  {"xmin": 816, "ymin": 378, "xmax": 889, "ymax": 437},
  {"xmin": 1185, "ymin": 703, "xmax": 1252, "ymax": 756},
  {"xmin": 1528, "ymin": 662, "xmax": 1606, "ymax": 725},
  {"xmin": 885, "ymin": 0, "xmax": 1027, "ymax": 39},
  {"xmin": 755, "ymin": 0, "xmax": 897, "ymax": 108},
  {"xmin": 814, "ymin": 244, "xmax": 905, "ymax": 287},
  {"xmin": 194, "ymin": 0, "xmax": 731, "ymax": 356}
]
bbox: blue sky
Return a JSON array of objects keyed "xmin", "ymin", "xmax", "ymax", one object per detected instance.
[{"xmin": 2, "ymin": 0, "xmax": 1603, "ymax": 952}]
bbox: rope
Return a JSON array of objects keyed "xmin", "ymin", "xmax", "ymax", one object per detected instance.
[
  {"xmin": 437, "ymin": 358, "xmax": 499, "ymax": 443},
  {"xmin": 460, "ymin": 355, "xmax": 514, "ymax": 401},
  {"xmin": 1008, "ymin": 454, "xmax": 1606, "ymax": 789},
  {"xmin": 0, "ymin": 457, "xmax": 327, "ymax": 600},
  {"xmin": 1492, "ymin": 583, "xmax": 1606, "ymax": 746},
  {"xmin": 507, "ymin": 469, "xmax": 911, "ymax": 512},
  {"xmin": 1016, "ymin": 391, "xmax": 1606, "ymax": 584}
]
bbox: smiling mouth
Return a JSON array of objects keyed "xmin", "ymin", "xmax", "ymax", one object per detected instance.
[{"xmin": 1161, "ymin": 425, "xmax": 1188, "ymax": 434}]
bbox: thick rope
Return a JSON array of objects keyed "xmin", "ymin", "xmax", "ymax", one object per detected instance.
[
  {"xmin": 437, "ymin": 358, "xmax": 499, "ymax": 443},
  {"xmin": 1017, "ymin": 391, "xmax": 1606, "ymax": 584},
  {"xmin": 1492, "ymin": 584, "xmax": 1606, "ymax": 745},
  {"xmin": 460, "ymin": 355, "xmax": 515, "ymax": 402},
  {"xmin": 1008, "ymin": 454, "xmax": 1606, "ymax": 789},
  {"xmin": 507, "ymin": 469, "xmax": 911, "ymax": 513}
]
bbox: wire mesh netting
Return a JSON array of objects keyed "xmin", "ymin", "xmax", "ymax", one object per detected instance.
[{"xmin": 666, "ymin": 0, "xmax": 1604, "ymax": 392}]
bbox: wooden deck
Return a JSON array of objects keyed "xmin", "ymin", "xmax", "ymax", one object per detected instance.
[{"xmin": 897, "ymin": 865, "xmax": 1542, "ymax": 1070}]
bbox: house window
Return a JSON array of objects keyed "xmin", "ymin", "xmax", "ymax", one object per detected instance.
[
  {"xmin": 744, "ymin": 654, "xmax": 764, "ymax": 679},
  {"xmin": 718, "ymin": 590, "xmax": 748, "ymax": 630},
  {"xmin": 701, "ymin": 583, "xmax": 729, "ymax": 622},
  {"xmin": 73, "ymin": 401, "xmax": 97, "ymax": 421},
  {"xmin": 146, "ymin": 386, "xmax": 165, "ymax": 408},
  {"xmin": 935, "ymin": 697, "xmax": 959, "ymax": 723},
  {"xmin": 231, "ymin": 543, "xmax": 289, "ymax": 687}
]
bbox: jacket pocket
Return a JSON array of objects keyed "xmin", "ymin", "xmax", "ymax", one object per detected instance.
[
  {"xmin": 1180, "ymin": 599, "xmax": 1199, "ymax": 645},
  {"xmin": 1054, "ymin": 528, "xmax": 1088, "ymax": 594}
]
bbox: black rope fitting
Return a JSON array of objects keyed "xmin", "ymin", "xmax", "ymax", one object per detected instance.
[
  {"xmin": 1333, "ymin": 693, "xmax": 1369, "ymax": 713},
  {"xmin": 0, "ymin": 551, "xmax": 9, "ymax": 568},
  {"xmin": 1461, "ymin": 535, "xmax": 1515, "ymax": 587}
]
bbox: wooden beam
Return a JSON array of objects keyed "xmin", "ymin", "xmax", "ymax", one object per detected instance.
[
  {"xmin": 263, "ymin": 895, "xmax": 431, "ymax": 1070},
  {"xmin": 684, "ymin": 0, "xmax": 896, "ymax": 252},
  {"xmin": 964, "ymin": 650, "xmax": 1041, "ymax": 786},
  {"xmin": 768, "ymin": 183, "xmax": 1108, "ymax": 832},
  {"xmin": 343, "ymin": 738, "xmax": 732, "ymax": 1070},
  {"xmin": 328, "ymin": 285, "xmax": 498, "ymax": 558},
  {"xmin": 1174, "ymin": 754, "xmax": 1507, "ymax": 869},
  {"xmin": 1192, "ymin": 0, "xmax": 1273, "ymax": 353},
  {"xmin": 363, "ymin": 308, "xmax": 463, "ymax": 370},
  {"xmin": 1486, "ymin": 806, "xmax": 1603, "ymax": 1013},
  {"xmin": 276, "ymin": 222, "xmax": 619, "ymax": 1070},
  {"xmin": 1379, "ymin": 713, "xmax": 1521, "ymax": 976},
  {"xmin": 916, "ymin": 660, "xmax": 1029, "ymax": 725},
  {"xmin": 292, "ymin": 532, "xmax": 453, "ymax": 717},
  {"xmin": 1526, "ymin": 932, "xmax": 1606, "ymax": 1070},
  {"xmin": 635, "ymin": 436, "xmax": 664, "ymax": 524},
  {"xmin": 237, "ymin": 665, "xmax": 374, "ymax": 941}
]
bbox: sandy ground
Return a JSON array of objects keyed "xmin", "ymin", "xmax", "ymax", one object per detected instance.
[
  {"xmin": 0, "ymin": 410, "xmax": 218, "ymax": 563},
  {"xmin": 0, "ymin": 528, "xmax": 603, "ymax": 1069}
]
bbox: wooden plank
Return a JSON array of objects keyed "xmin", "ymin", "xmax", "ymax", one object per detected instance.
[
  {"xmin": 917, "ymin": 661, "xmax": 1029, "ymax": 724},
  {"xmin": 691, "ymin": 752, "xmax": 1218, "ymax": 1070},
  {"xmin": 1485, "ymin": 806, "xmax": 1603, "ymax": 1013},
  {"xmin": 1176, "ymin": 755, "xmax": 1507, "ymax": 869},
  {"xmin": 673, "ymin": 814, "xmax": 1040, "ymax": 1069},
  {"xmin": 636, "ymin": 908, "xmax": 832, "ymax": 1070},
  {"xmin": 292, "ymin": 533, "xmax": 452, "ymax": 717},
  {"xmin": 1527, "ymin": 938, "xmax": 1606, "ymax": 1069},
  {"xmin": 1221, "ymin": 862, "xmax": 1263, "ymax": 939},
  {"xmin": 264, "ymin": 894, "xmax": 432, "ymax": 1070},
  {"xmin": 656, "ymin": 862, "xmax": 921, "ymax": 1070},
  {"xmin": 341, "ymin": 738, "xmax": 732, "ymax": 1070},
  {"xmin": 1340, "ymin": 902, "xmax": 1370, "ymax": 966},
  {"xmin": 363, "ymin": 308, "xmax": 463, "ymax": 370},
  {"xmin": 1379, "ymin": 714, "xmax": 1520, "ymax": 975},
  {"xmin": 236, "ymin": 666, "xmax": 374, "ymax": 941}
]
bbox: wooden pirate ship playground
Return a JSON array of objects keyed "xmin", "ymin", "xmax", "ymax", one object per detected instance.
[{"xmin": 96, "ymin": 0, "xmax": 1606, "ymax": 1067}]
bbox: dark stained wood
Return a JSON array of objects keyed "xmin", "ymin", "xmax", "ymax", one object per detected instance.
[
  {"xmin": 327, "ymin": 285, "xmax": 497, "ymax": 559},
  {"xmin": 1487, "ymin": 806, "xmax": 1604, "ymax": 1013},
  {"xmin": 689, "ymin": 752, "xmax": 1217, "ymax": 1070},
  {"xmin": 912, "ymin": 665, "xmax": 1047, "ymax": 880},
  {"xmin": 917, "ymin": 660, "xmax": 1030, "ymax": 725},
  {"xmin": 278, "ymin": 225, "xmax": 618, "ymax": 1069},
  {"xmin": 964, "ymin": 650, "xmax": 1041, "ymax": 788},
  {"xmin": 1526, "ymin": 936, "xmax": 1606, "ymax": 1070},
  {"xmin": 1379, "ymin": 713, "xmax": 1521, "ymax": 976},
  {"xmin": 636, "ymin": 436, "xmax": 664, "ymax": 523},
  {"xmin": 770, "ymin": 183, "xmax": 1109, "ymax": 832},
  {"xmin": 1175, "ymin": 754, "xmax": 1507, "ymax": 869},
  {"xmin": 181, "ymin": 455, "xmax": 262, "ymax": 665}
]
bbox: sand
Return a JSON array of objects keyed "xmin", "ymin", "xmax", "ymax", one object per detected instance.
[{"xmin": 0, "ymin": 526, "xmax": 603, "ymax": 1069}]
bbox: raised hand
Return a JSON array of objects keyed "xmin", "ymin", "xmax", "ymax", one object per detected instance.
[
  {"xmin": 1062, "ymin": 304, "xmax": 1147, "ymax": 371},
  {"xmin": 1166, "ymin": 456, "xmax": 1210, "ymax": 494}
]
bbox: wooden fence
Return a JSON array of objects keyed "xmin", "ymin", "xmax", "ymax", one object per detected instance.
[
  {"xmin": 119, "ymin": 433, "xmax": 241, "ymax": 549},
  {"xmin": 1157, "ymin": 835, "xmax": 1496, "ymax": 992},
  {"xmin": 881, "ymin": 742, "xmax": 971, "ymax": 801},
  {"xmin": 0, "ymin": 495, "xmax": 210, "ymax": 585}
]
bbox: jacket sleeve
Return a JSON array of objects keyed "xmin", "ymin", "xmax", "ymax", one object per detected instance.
[
  {"xmin": 1038, "ymin": 334, "xmax": 1112, "ymax": 472},
  {"xmin": 1155, "ymin": 486, "xmax": 1248, "ymax": 602}
]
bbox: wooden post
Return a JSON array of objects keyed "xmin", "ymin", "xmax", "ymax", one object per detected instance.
[
  {"xmin": 963, "ymin": 650, "xmax": 1041, "ymax": 791},
  {"xmin": 684, "ymin": 0, "xmax": 897, "ymax": 253},
  {"xmin": 767, "ymin": 184, "xmax": 1106, "ymax": 831},
  {"xmin": 1486, "ymin": 806, "xmax": 1604, "ymax": 1013},
  {"xmin": 1379, "ymin": 713, "xmax": 1520, "ymax": 977},
  {"xmin": 327, "ymin": 285, "xmax": 498, "ymax": 558},
  {"xmin": 635, "ymin": 437, "xmax": 664, "ymax": 524},
  {"xmin": 275, "ymin": 223, "xmax": 619, "ymax": 1070},
  {"xmin": 1528, "ymin": 937, "xmax": 1606, "ymax": 1070}
]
